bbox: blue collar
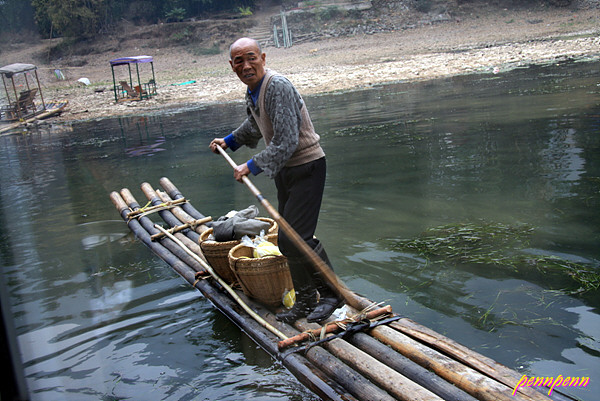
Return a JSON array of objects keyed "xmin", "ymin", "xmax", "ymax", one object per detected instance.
[{"xmin": 248, "ymin": 76, "xmax": 265, "ymax": 106}]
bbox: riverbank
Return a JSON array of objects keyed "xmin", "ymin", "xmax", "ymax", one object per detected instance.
[{"xmin": 3, "ymin": 5, "xmax": 600, "ymax": 124}]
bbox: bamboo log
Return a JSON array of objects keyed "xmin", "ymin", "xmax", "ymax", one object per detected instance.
[
  {"xmin": 371, "ymin": 325, "xmax": 540, "ymax": 401},
  {"xmin": 348, "ymin": 332, "xmax": 479, "ymax": 401},
  {"xmin": 150, "ymin": 189, "xmax": 208, "ymax": 263},
  {"xmin": 299, "ymin": 343, "xmax": 397, "ymax": 401},
  {"xmin": 110, "ymin": 191, "xmax": 200, "ymax": 284},
  {"xmin": 295, "ymin": 320, "xmax": 443, "ymax": 401},
  {"xmin": 142, "ymin": 182, "xmax": 199, "ymax": 238},
  {"xmin": 278, "ymin": 305, "xmax": 392, "ymax": 350},
  {"xmin": 389, "ymin": 319, "xmax": 561, "ymax": 401},
  {"xmin": 159, "ymin": 177, "xmax": 208, "ymax": 222}
]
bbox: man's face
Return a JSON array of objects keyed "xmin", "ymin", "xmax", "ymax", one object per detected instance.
[{"xmin": 229, "ymin": 40, "xmax": 266, "ymax": 90}]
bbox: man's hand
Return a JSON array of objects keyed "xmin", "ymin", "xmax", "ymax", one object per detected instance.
[
  {"xmin": 209, "ymin": 138, "xmax": 227, "ymax": 154},
  {"xmin": 234, "ymin": 163, "xmax": 250, "ymax": 182}
]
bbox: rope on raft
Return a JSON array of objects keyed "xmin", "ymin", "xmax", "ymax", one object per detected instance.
[
  {"xmin": 150, "ymin": 216, "xmax": 213, "ymax": 241},
  {"xmin": 277, "ymin": 304, "xmax": 394, "ymax": 350},
  {"xmin": 280, "ymin": 315, "xmax": 403, "ymax": 360},
  {"xmin": 126, "ymin": 198, "xmax": 188, "ymax": 221}
]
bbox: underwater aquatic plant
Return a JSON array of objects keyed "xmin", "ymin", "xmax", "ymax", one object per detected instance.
[{"xmin": 393, "ymin": 222, "xmax": 599, "ymax": 295}]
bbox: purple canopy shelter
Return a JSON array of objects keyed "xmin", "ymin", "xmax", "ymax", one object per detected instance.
[{"xmin": 110, "ymin": 55, "xmax": 157, "ymax": 102}]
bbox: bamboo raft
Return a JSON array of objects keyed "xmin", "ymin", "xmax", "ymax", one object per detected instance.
[{"xmin": 110, "ymin": 177, "xmax": 577, "ymax": 401}]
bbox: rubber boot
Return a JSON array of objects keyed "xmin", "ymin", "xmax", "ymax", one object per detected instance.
[
  {"xmin": 276, "ymin": 257, "xmax": 317, "ymax": 324},
  {"xmin": 306, "ymin": 242, "xmax": 344, "ymax": 323}
]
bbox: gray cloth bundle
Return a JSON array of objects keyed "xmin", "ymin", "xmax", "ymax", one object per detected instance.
[{"xmin": 212, "ymin": 205, "xmax": 271, "ymax": 241}]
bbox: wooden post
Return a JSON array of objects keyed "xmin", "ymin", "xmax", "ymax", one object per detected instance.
[{"xmin": 273, "ymin": 24, "xmax": 280, "ymax": 48}]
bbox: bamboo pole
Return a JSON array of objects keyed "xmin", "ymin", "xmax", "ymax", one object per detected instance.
[
  {"xmin": 120, "ymin": 188, "xmax": 207, "ymax": 272},
  {"xmin": 159, "ymin": 177, "xmax": 208, "ymax": 221},
  {"xmin": 152, "ymin": 189, "xmax": 208, "ymax": 264},
  {"xmin": 295, "ymin": 320, "xmax": 444, "ymax": 401},
  {"xmin": 371, "ymin": 325, "xmax": 542, "ymax": 401},
  {"xmin": 216, "ymin": 146, "xmax": 371, "ymax": 312},
  {"xmin": 295, "ymin": 342, "xmax": 397, "ymax": 401},
  {"xmin": 273, "ymin": 24, "xmax": 280, "ymax": 48},
  {"xmin": 110, "ymin": 190, "xmax": 201, "ymax": 284},
  {"xmin": 140, "ymin": 182, "xmax": 202, "ymax": 245},
  {"xmin": 125, "ymin": 197, "xmax": 187, "ymax": 219},
  {"xmin": 388, "ymin": 319, "xmax": 561, "ymax": 401},
  {"xmin": 348, "ymin": 332, "xmax": 479, "ymax": 401}
]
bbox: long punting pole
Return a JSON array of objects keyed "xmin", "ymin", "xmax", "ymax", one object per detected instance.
[
  {"xmin": 216, "ymin": 146, "xmax": 371, "ymax": 312},
  {"xmin": 214, "ymin": 150, "xmax": 579, "ymax": 401}
]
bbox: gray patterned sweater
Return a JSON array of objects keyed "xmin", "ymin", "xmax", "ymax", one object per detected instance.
[{"xmin": 227, "ymin": 69, "xmax": 325, "ymax": 178}]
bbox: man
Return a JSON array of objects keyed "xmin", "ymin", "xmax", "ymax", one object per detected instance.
[{"xmin": 209, "ymin": 37, "xmax": 343, "ymax": 324}]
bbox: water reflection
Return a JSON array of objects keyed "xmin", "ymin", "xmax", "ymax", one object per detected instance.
[{"xmin": 0, "ymin": 60, "xmax": 598, "ymax": 400}]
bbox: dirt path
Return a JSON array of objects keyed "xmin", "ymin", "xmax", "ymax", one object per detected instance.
[{"xmin": 1, "ymin": 5, "xmax": 599, "ymax": 124}]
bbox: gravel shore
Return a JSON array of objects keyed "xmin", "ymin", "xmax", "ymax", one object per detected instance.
[{"xmin": 2, "ymin": 6, "xmax": 599, "ymax": 124}]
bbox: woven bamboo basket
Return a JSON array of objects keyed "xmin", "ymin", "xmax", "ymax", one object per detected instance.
[
  {"xmin": 228, "ymin": 235, "xmax": 293, "ymax": 307},
  {"xmin": 199, "ymin": 217, "xmax": 277, "ymax": 284}
]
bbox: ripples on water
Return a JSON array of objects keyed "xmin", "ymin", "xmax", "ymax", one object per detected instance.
[{"xmin": 1, "ymin": 60, "xmax": 598, "ymax": 400}]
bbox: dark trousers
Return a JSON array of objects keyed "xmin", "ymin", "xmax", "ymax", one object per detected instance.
[{"xmin": 274, "ymin": 157, "xmax": 326, "ymax": 259}]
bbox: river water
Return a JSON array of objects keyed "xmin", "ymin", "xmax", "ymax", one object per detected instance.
[{"xmin": 1, "ymin": 60, "xmax": 598, "ymax": 401}]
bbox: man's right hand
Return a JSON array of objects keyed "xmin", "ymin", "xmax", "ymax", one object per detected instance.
[{"xmin": 209, "ymin": 138, "xmax": 227, "ymax": 154}]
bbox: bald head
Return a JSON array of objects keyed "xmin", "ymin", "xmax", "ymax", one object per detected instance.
[
  {"xmin": 228, "ymin": 37, "xmax": 266, "ymax": 90},
  {"xmin": 229, "ymin": 38, "xmax": 262, "ymax": 60}
]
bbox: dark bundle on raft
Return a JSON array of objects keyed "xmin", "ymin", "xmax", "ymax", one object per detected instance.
[{"xmin": 109, "ymin": 177, "xmax": 577, "ymax": 401}]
